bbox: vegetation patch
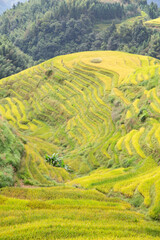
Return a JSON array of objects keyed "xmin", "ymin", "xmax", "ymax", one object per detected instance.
[
  {"xmin": 91, "ymin": 58, "xmax": 102, "ymax": 63},
  {"xmin": 0, "ymin": 120, "xmax": 24, "ymax": 187}
]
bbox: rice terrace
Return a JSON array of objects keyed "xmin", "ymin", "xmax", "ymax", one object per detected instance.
[{"xmin": 1, "ymin": 51, "xmax": 160, "ymax": 239}]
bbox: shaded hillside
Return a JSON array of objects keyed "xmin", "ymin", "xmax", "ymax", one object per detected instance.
[{"xmin": 0, "ymin": 0, "xmax": 159, "ymax": 63}]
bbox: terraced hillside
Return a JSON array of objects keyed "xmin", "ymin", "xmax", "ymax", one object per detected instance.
[
  {"xmin": 1, "ymin": 51, "xmax": 160, "ymax": 238},
  {"xmin": 0, "ymin": 51, "xmax": 157, "ymax": 183}
]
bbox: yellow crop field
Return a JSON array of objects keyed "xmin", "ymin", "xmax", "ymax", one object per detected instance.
[
  {"xmin": 145, "ymin": 17, "xmax": 160, "ymax": 27},
  {"xmin": 1, "ymin": 51, "xmax": 160, "ymax": 238}
]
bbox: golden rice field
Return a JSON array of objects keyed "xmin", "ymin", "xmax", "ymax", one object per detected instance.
[
  {"xmin": 0, "ymin": 186, "xmax": 160, "ymax": 240},
  {"xmin": 1, "ymin": 51, "xmax": 160, "ymax": 239},
  {"xmin": 145, "ymin": 17, "xmax": 160, "ymax": 27}
]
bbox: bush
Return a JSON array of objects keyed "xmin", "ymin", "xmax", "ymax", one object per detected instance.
[
  {"xmin": 138, "ymin": 108, "xmax": 149, "ymax": 122},
  {"xmin": 45, "ymin": 70, "xmax": 53, "ymax": 77},
  {"xmin": 91, "ymin": 58, "xmax": 102, "ymax": 63},
  {"xmin": 45, "ymin": 153, "xmax": 72, "ymax": 172},
  {"xmin": 0, "ymin": 120, "xmax": 24, "ymax": 188}
]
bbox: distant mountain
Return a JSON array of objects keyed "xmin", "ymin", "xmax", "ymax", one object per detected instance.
[{"xmin": 0, "ymin": 0, "xmax": 26, "ymax": 14}]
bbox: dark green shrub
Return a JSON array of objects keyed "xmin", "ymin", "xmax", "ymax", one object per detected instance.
[
  {"xmin": 45, "ymin": 153, "xmax": 72, "ymax": 172},
  {"xmin": 107, "ymin": 159, "xmax": 114, "ymax": 168},
  {"xmin": 122, "ymin": 156, "xmax": 137, "ymax": 168},
  {"xmin": 0, "ymin": 166, "xmax": 14, "ymax": 188},
  {"xmin": 45, "ymin": 70, "xmax": 53, "ymax": 77},
  {"xmin": 45, "ymin": 153, "xmax": 64, "ymax": 167},
  {"xmin": 138, "ymin": 108, "xmax": 149, "ymax": 122}
]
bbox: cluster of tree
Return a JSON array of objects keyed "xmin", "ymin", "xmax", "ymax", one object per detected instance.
[
  {"xmin": 147, "ymin": 0, "xmax": 160, "ymax": 7},
  {"xmin": 141, "ymin": 1, "xmax": 160, "ymax": 19},
  {"xmin": 55, "ymin": 0, "xmax": 126, "ymax": 20},
  {"xmin": 0, "ymin": 35, "xmax": 33, "ymax": 79},
  {"xmin": 91, "ymin": 20, "xmax": 160, "ymax": 59}
]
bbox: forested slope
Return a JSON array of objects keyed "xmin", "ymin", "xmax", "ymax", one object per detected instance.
[
  {"xmin": 0, "ymin": 35, "xmax": 33, "ymax": 78},
  {"xmin": 0, "ymin": 0, "xmax": 135, "ymax": 61}
]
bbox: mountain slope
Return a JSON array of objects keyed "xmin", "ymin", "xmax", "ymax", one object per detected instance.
[
  {"xmin": 0, "ymin": 50, "xmax": 160, "ymax": 238},
  {"xmin": 0, "ymin": 51, "xmax": 159, "ymax": 215}
]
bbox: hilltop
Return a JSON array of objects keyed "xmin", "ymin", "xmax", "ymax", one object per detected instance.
[{"xmin": 0, "ymin": 0, "xmax": 160, "ymax": 79}]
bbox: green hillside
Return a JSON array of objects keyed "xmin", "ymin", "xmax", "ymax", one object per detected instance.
[{"xmin": 1, "ymin": 51, "xmax": 160, "ymax": 238}]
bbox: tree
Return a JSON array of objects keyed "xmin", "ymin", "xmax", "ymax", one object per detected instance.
[{"xmin": 148, "ymin": 2, "xmax": 159, "ymax": 19}]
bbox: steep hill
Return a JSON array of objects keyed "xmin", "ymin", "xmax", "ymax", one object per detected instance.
[{"xmin": 1, "ymin": 50, "xmax": 160, "ymax": 238}]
